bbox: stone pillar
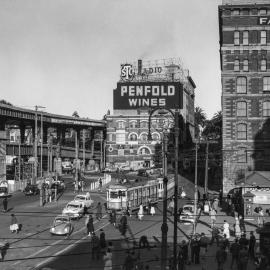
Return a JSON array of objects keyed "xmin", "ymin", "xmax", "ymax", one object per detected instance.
[
  {"xmin": 20, "ymin": 124, "xmax": 25, "ymax": 144},
  {"xmin": 31, "ymin": 125, "xmax": 35, "ymax": 144}
]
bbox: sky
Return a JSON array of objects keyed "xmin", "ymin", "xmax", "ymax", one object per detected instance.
[{"xmin": 0, "ymin": 0, "xmax": 222, "ymax": 120}]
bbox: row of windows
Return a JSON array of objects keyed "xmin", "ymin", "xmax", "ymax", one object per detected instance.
[
  {"xmin": 235, "ymin": 101, "xmax": 270, "ymax": 117},
  {"xmin": 234, "ymin": 31, "xmax": 267, "ymax": 46},
  {"xmin": 109, "ymin": 132, "xmax": 160, "ymax": 142},
  {"xmin": 116, "ymin": 118, "xmax": 173, "ymax": 129},
  {"xmin": 233, "ymin": 59, "xmax": 267, "ymax": 72},
  {"xmin": 229, "ymin": 8, "xmax": 270, "ymax": 16},
  {"xmin": 236, "ymin": 76, "xmax": 270, "ymax": 93}
]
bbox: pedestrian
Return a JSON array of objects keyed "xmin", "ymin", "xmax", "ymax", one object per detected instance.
[
  {"xmin": 98, "ymin": 178, "xmax": 102, "ymax": 192},
  {"xmin": 238, "ymin": 246, "xmax": 249, "ymax": 270},
  {"xmin": 3, "ymin": 197, "xmax": 8, "ymax": 212},
  {"xmin": 10, "ymin": 214, "xmax": 19, "ymax": 233},
  {"xmin": 123, "ymin": 251, "xmax": 134, "ymax": 270},
  {"xmin": 85, "ymin": 214, "xmax": 90, "ymax": 234},
  {"xmin": 234, "ymin": 216, "xmax": 241, "ymax": 238},
  {"xmin": 220, "ymin": 234, "xmax": 229, "ymax": 251},
  {"xmin": 239, "ymin": 215, "xmax": 246, "ymax": 234},
  {"xmin": 216, "ymin": 246, "xmax": 227, "ymax": 270},
  {"xmin": 168, "ymin": 199, "xmax": 174, "ymax": 216},
  {"xmin": 150, "ymin": 203, "xmax": 155, "ymax": 216},
  {"xmin": 210, "ymin": 207, "xmax": 217, "ymax": 228},
  {"xmin": 257, "ymin": 208, "xmax": 264, "ymax": 227},
  {"xmin": 177, "ymin": 246, "xmax": 186, "ymax": 270},
  {"xmin": 147, "ymin": 199, "xmax": 151, "ymax": 215},
  {"xmin": 139, "ymin": 235, "xmax": 150, "ymax": 249},
  {"xmin": 248, "ymin": 231, "xmax": 256, "ymax": 260},
  {"xmin": 200, "ymin": 232, "xmax": 209, "ymax": 257},
  {"xmin": 103, "ymin": 248, "xmax": 112, "ymax": 270},
  {"xmin": 212, "ymin": 198, "xmax": 219, "ymax": 213},
  {"xmin": 96, "ymin": 202, "xmax": 102, "ymax": 221},
  {"xmin": 91, "ymin": 232, "xmax": 100, "ymax": 260},
  {"xmin": 210, "ymin": 226, "xmax": 220, "ymax": 246},
  {"xmin": 193, "ymin": 235, "xmax": 201, "ymax": 264},
  {"xmin": 190, "ymin": 235, "xmax": 196, "ymax": 263},
  {"xmin": 230, "ymin": 238, "xmax": 240, "ymax": 269},
  {"xmin": 120, "ymin": 212, "xmax": 127, "ymax": 236},
  {"xmin": 180, "ymin": 240, "xmax": 189, "ymax": 264},
  {"xmin": 239, "ymin": 233, "xmax": 249, "ymax": 248},
  {"xmin": 138, "ymin": 203, "xmax": 144, "ymax": 220},
  {"xmin": 0, "ymin": 241, "xmax": 9, "ymax": 261},
  {"xmin": 223, "ymin": 220, "xmax": 230, "ymax": 239},
  {"xmin": 100, "ymin": 229, "xmax": 106, "ymax": 252},
  {"xmin": 111, "ymin": 209, "xmax": 116, "ymax": 226},
  {"xmin": 87, "ymin": 214, "xmax": 94, "ymax": 236},
  {"xmin": 48, "ymin": 188, "xmax": 52, "ymax": 203}
]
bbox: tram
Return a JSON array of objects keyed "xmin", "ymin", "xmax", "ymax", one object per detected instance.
[{"xmin": 106, "ymin": 177, "xmax": 175, "ymax": 211}]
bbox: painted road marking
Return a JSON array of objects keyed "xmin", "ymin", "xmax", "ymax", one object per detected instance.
[
  {"xmin": 12, "ymin": 215, "xmax": 107, "ymax": 266},
  {"xmin": 34, "ymin": 222, "xmax": 110, "ymax": 269}
]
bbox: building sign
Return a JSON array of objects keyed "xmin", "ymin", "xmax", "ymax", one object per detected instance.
[
  {"xmin": 121, "ymin": 64, "xmax": 135, "ymax": 81},
  {"xmin": 113, "ymin": 82, "xmax": 183, "ymax": 109},
  {"xmin": 258, "ymin": 17, "xmax": 270, "ymax": 25},
  {"xmin": 143, "ymin": 67, "xmax": 162, "ymax": 75}
]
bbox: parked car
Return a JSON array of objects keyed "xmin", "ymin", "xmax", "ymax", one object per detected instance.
[
  {"xmin": 50, "ymin": 215, "xmax": 73, "ymax": 236},
  {"xmin": 74, "ymin": 193, "xmax": 94, "ymax": 208},
  {"xmin": 23, "ymin": 184, "xmax": 40, "ymax": 196},
  {"xmin": 62, "ymin": 159, "xmax": 73, "ymax": 173},
  {"xmin": 62, "ymin": 201, "xmax": 84, "ymax": 219},
  {"xmin": 137, "ymin": 169, "xmax": 149, "ymax": 177}
]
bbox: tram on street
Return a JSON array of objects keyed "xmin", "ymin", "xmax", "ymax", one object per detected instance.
[{"xmin": 106, "ymin": 177, "xmax": 175, "ymax": 211}]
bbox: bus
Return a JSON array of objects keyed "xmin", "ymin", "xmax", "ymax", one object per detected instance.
[{"xmin": 106, "ymin": 177, "xmax": 175, "ymax": 211}]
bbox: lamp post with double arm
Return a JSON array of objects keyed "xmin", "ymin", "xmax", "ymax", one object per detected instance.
[{"xmin": 148, "ymin": 108, "xmax": 180, "ymax": 270}]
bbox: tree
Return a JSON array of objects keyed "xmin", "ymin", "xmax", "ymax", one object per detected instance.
[
  {"xmin": 72, "ymin": 111, "xmax": 80, "ymax": 118},
  {"xmin": 202, "ymin": 111, "xmax": 222, "ymax": 139},
  {"xmin": 194, "ymin": 106, "xmax": 206, "ymax": 138},
  {"xmin": 0, "ymin": 99, "xmax": 13, "ymax": 106}
]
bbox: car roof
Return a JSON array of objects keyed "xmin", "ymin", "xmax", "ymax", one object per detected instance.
[
  {"xmin": 55, "ymin": 215, "xmax": 70, "ymax": 219},
  {"xmin": 66, "ymin": 200, "xmax": 82, "ymax": 206}
]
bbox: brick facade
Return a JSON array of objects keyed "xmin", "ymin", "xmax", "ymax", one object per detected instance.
[{"xmin": 219, "ymin": 1, "xmax": 270, "ymax": 193}]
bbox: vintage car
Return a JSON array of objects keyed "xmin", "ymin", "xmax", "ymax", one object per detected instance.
[
  {"xmin": 23, "ymin": 184, "xmax": 40, "ymax": 196},
  {"xmin": 62, "ymin": 200, "xmax": 84, "ymax": 219},
  {"xmin": 50, "ymin": 215, "xmax": 73, "ymax": 236},
  {"xmin": 74, "ymin": 193, "xmax": 94, "ymax": 208},
  {"xmin": 179, "ymin": 204, "xmax": 196, "ymax": 224}
]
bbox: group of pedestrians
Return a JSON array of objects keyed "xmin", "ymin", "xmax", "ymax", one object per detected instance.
[{"xmin": 138, "ymin": 202, "xmax": 155, "ymax": 221}]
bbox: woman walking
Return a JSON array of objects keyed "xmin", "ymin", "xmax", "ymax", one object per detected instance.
[
  {"xmin": 96, "ymin": 202, "xmax": 102, "ymax": 221},
  {"xmin": 87, "ymin": 214, "xmax": 95, "ymax": 236},
  {"xmin": 234, "ymin": 216, "xmax": 241, "ymax": 238},
  {"xmin": 10, "ymin": 214, "xmax": 19, "ymax": 233},
  {"xmin": 223, "ymin": 220, "xmax": 230, "ymax": 239},
  {"xmin": 138, "ymin": 203, "xmax": 144, "ymax": 220},
  {"xmin": 150, "ymin": 203, "xmax": 155, "ymax": 216}
]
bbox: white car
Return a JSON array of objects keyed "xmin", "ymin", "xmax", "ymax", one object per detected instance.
[
  {"xmin": 74, "ymin": 194, "xmax": 94, "ymax": 208},
  {"xmin": 179, "ymin": 212, "xmax": 195, "ymax": 224},
  {"xmin": 62, "ymin": 201, "xmax": 84, "ymax": 219}
]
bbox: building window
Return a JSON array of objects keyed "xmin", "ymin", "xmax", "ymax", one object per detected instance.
[
  {"xmin": 261, "ymin": 59, "xmax": 267, "ymax": 71},
  {"xmin": 234, "ymin": 59, "xmax": 240, "ymax": 71},
  {"xmin": 259, "ymin": 9, "xmax": 267, "ymax": 15},
  {"xmin": 237, "ymin": 148, "xmax": 247, "ymax": 163},
  {"xmin": 129, "ymin": 121, "xmax": 137, "ymax": 128},
  {"xmin": 232, "ymin": 9, "xmax": 240, "ymax": 15},
  {"xmin": 116, "ymin": 132, "xmax": 125, "ymax": 144},
  {"xmin": 261, "ymin": 31, "xmax": 267, "ymax": 45},
  {"xmin": 243, "ymin": 31, "xmax": 249, "ymax": 45},
  {"xmin": 237, "ymin": 123, "xmax": 247, "ymax": 140},
  {"xmin": 152, "ymin": 133, "xmax": 160, "ymax": 141},
  {"xmin": 108, "ymin": 134, "xmax": 113, "ymax": 142},
  {"xmin": 263, "ymin": 77, "xmax": 270, "ymax": 91},
  {"xmin": 138, "ymin": 147, "xmax": 151, "ymax": 155},
  {"xmin": 237, "ymin": 101, "xmax": 247, "ymax": 117},
  {"xmin": 243, "ymin": 59, "xmax": 249, "ymax": 71},
  {"xmin": 263, "ymin": 101, "xmax": 270, "ymax": 117},
  {"xmin": 140, "ymin": 133, "xmax": 148, "ymax": 142},
  {"xmin": 234, "ymin": 31, "xmax": 240, "ymax": 45},
  {"xmin": 236, "ymin": 77, "xmax": 247, "ymax": 93},
  {"xmin": 118, "ymin": 121, "xmax": 125, "ymax": 129},
  {"xmin": 129, "ymin": 133, "xmax": 138, "ymax": 141},
  {"xmin": 140, "ymin": 121, "xmax": 148, "ymax": 129}
]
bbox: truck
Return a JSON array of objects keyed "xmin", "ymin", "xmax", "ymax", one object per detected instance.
[{"xmin": 0, "ymin": 180, "xmax": 11, "ymax": 198}]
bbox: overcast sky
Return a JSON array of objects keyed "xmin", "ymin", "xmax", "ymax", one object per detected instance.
[{"xmin": 0, "ymin": 0, "xmax": 222, "ymax": 120}]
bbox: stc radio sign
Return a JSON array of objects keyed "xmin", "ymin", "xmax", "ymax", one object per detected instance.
[{"xmin": 113, "ymin": 82, "xmax": 183, "ymax": 109}]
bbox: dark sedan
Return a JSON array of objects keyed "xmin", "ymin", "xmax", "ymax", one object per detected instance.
[{"xmin": 23, "ymin": 184, "xmax": 40, "ymax": 196}]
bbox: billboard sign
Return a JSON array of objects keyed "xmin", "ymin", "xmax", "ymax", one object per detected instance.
[{"xmin": 113, "ymin": 82, "xmax": 183, "ymax": 109}]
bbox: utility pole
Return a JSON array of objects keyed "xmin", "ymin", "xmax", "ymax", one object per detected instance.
[
  {"xmin": 82, "ymin": 129, "xmax": 85, "ymax": 173},
  {"xmin": 161, "ymin": 132, "xmax": 168, "ymax": 270},
  {"xmin": 74, "ymin": 130, "xmax": 78, "ymax": 192},
  {"xmin": 40, "ymin": 112, "xmax": 43, "ymax": 178},
  {"xmin": 173, "ymin": 110, "xmax": 179, "ymax": 270},
  {"xmin": 18, "ymin": 140, "xmax": 21, "ymax": 190},
  {"xmin": 204, "ymin": 139, "xmax": 209, "ymax": 195},
  {"xmin": 193, "ymin": 139, "xmax": 199, "ymax": 235},
  {"xmin": 33, "ymin": 105, "xmax": 38, "ymax": 184}
]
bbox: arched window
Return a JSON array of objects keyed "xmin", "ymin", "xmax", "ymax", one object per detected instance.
[
  {"xmin": 234, "ymin": 59, "xmax": 240, "ymax": 71},
  {"xmin": 261, "ymin": 59, "xmax": 267, "ymax": 71},
  {"xmin": 129, "ymin": 133, "xmax": 138, "ymax": 141},
  {"xmin": 129, "ymin": 121, "xmax": 137, "ymax": 128},
  {"xmin": 237, "ymin": 101, "xmax": 247, "ymax": 117},
  {"xmin": 243, "ymin": 59, "xmax": 249, "ymax": 72},
  {"xmin": 138, "ymin": 147, "xmax": 151, "ymax": 155},
  {"xmin": 236, "ymin": 77, "xmax": 247, "ymax": 93},
  {"xmin": 140, "ymin": 133, "xmax": 148, "ymax": 142},
  {"xmin": 152, "ymin": 133, "xmax": 160, "ymax": 141},
  {"xmin": 263, "ymin": 101, "xmax": 270, "ymax": 117},
  {"xmin": 237, "ymin": 123, "xmax": 247, "ymax": 140},
  {"xmin": 140, "ymin": 121, "xmax": 148, "ymax": 128}
]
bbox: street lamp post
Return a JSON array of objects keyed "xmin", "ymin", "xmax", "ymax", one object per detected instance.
[{"xmin": 193, "ymin": 139, "xmax": 199, "ymax": 235}]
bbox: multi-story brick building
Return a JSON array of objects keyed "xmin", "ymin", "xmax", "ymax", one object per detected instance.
[
  {"xmin": 219, "ymin": 0, "xmax": 270, "ymax": 193},
  {"xmin": 105, "ymin": 59, "xmax": 196, "ymax": 170}
]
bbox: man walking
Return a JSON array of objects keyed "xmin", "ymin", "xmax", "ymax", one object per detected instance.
[
  {"xmin": 230, "ymin": 238, "xmax": 240, "ymax": 269},
  {"xmin": 3, "ymin": 197, "xmax": 8, "ymax": 212},
  {"xmin": 90, "ymin": 233, "xmax": 100, "ymax": 260},
  {"xmin": 216, "ymin": 246, "xmax": 227, "ymax": 270},
  {"xmin": 248, "ymin": 231, "xmax": 256, "ymax": 260}
]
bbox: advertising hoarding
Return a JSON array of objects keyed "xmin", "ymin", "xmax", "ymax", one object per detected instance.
[{"xmin": 113, "ymin": 82, "xmax": 183, "ymax": 110}]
